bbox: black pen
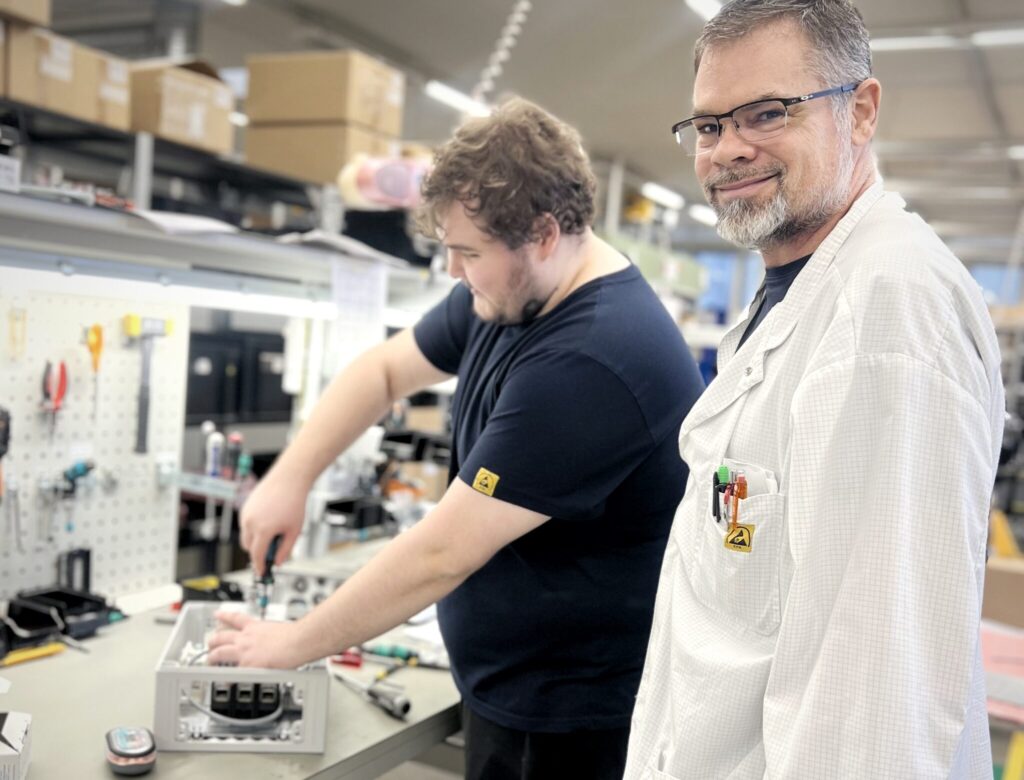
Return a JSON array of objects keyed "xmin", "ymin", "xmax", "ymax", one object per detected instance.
[{"xmin": 712, "ymin": 472, "xmax": 720, "ymax": 521}]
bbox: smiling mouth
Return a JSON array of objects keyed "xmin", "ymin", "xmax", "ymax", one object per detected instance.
[{"xmin": 715, "ymin": 174, "xmax": 779, "ymax": 195}]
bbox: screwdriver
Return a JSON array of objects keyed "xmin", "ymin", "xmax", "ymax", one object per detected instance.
[
  {"xmin": 0, "ymin": 406, "xmax": 9, "ymax": 501},
  {"xmin": 86, "ymin": 324, "xmax": 103, "ymax": 421},
  {"xmin": 330, "ymin": 667, "xmax": 411, "ymax": 720},
  {"xmin": 255, "ymin": 533, "xmax": 283, "ymax": 620}
]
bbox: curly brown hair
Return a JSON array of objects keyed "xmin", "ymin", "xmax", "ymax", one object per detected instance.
[{"xmin": 416, "ymin": 97, "xmax": 597, "ymax": 250}]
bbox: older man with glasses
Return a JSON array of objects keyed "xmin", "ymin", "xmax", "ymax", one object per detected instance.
[{"xmin": 625, "ymin": 1, "xmax": 1004, "ymax": 778}]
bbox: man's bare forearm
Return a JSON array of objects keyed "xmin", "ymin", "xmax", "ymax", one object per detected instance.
[{"xmin": 290, "ymin": 510, "xmax": 471, "ymax": 662}]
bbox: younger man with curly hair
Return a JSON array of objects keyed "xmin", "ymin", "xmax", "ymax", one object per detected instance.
[{"xmin": 210, "ymin": 98, "xmax": 704, "ymax": 779}]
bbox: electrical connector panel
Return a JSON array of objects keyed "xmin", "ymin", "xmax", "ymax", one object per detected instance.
[{"xmin": 153, "ymin": 602, "xmax": 329, "ymax": 753}]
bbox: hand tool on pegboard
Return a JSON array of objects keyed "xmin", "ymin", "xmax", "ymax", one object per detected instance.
[
  {"xmin": 85, "ymin": 324, "xmax": 103, "ymax": 421},
  {"xmin": 123, "ymin": 315, "xmax": 171, "ymax": 454},
  {"xmin": 0, "ymin": 405, "xmax": 9, "ymax": 501},
  {"xmin": 41, "ymin": 360, "xmax": 68, "ymax": 441},
  {"xmin": 7, "ymin": 306, "xmax": 26, "ymax": 360},
  {"xmin": 5, "ymin": 473, "xmax": 24, "ymax": 553}
]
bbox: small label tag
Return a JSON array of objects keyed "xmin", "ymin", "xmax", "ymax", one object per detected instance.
[
  {"xmin": 724, "ymin": 523, "xmax": 755, "ymax": 553},
  {"xmin": 472, "ymin": 467, "xmax": 500, "ymax": 497},
  {"xmin": 0, "ymin": 155, "xmax": 21, "ymax": 193}
]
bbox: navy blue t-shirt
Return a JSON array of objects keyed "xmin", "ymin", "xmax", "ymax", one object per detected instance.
[
  {"xmin": 413, "ymin": 263, "xmax": 704, "ymax": 732},
  {"xmin": 738, "ymin": 253, "xmax": 812, "ymax": 349}
]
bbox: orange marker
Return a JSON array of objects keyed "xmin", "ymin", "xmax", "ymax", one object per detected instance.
[{"xmin": 733, "ymin": 474, "xmax": 747, "ymax": 530}]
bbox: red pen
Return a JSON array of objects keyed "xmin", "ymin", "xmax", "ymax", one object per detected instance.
[{"xmin": 733, "ymin": 475, "xmax": 747, "ymax": 530}]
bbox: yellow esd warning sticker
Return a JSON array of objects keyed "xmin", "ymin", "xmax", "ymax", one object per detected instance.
[
  {"xmin": 472, "ymin": 467, "xmax": 500, "ymax": 497},
  {"xmin": 724, "ymin": 524, "xmax": 755, "ymax": 553}
]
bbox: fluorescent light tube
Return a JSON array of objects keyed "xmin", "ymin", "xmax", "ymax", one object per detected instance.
[
  {"xmin": 641, "ymin": 182, "xmax": 685, "ymax": 210},
  {"xmin": 425, "ymin": 81, "xmax": 491, "ymax": 117},
  {"xmin": 685, "ymin": 0, "xmax": 721, "ymax": 21},
  {"xmin": 970, "ymin": 28, "xmax": 1024, "ymax": 47},
  {"xmin": 688, "ymin": 204, "xmax": 718, "ymax": 226},
  {"xmin": 870, "ymin": 35, "xmax": 962, "ymax": 51}
]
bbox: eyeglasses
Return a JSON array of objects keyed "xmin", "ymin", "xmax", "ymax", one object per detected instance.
[{"xmin": 671, "ymin": 82, "xmax": 861, "ymax": 156}]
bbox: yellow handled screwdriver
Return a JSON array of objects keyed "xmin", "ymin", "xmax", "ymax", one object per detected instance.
[
  {"xmin": 86, "ymin": 324, "xmax": 103, "ymax": 421},
  {"xmin": 0, "ymin": 641, "xmax": 65, "ymax": 667}
]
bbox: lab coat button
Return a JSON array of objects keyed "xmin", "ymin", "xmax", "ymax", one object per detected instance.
[{"xmin": 745, "ymin": 366, "xmax": 752, "ymax": 376}]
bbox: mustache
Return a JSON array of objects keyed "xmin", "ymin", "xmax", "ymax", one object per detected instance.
[{"xmin": 704, "ymin": 167, "xmax": 784, "ymax": 193}]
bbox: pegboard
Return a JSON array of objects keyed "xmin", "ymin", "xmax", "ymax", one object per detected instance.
[{"xmin": 0, "ymin": 267, "xmax": 190, "ymax": 600}]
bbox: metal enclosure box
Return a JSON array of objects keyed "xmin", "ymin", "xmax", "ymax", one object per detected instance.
[{"xmin": 153, "ymin": 602, "xmax": 329, "ymax": 753}]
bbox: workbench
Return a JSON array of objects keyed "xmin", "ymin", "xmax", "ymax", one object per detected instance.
[{"xmin": 1, "ymin": 542, "xmax": 462, "ymax": 779}]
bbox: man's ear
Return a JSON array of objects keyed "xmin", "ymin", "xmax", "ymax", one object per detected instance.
[
  {"xmin": 532, "ymin": 214, "xmax": 561, "ymax": 260},
  {"xmin": 851, "ymin": 78, "xmax": 881, "ymax": 148}
]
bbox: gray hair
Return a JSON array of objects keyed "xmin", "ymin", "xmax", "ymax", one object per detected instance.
[{"xmin": 695, "ymin": 0, "xmax": 872, "ymax": 123}]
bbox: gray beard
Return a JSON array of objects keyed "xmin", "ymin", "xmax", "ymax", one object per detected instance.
[{"xmin": 712, "ymin": 146, "xmax": 855, "ymax": 251}]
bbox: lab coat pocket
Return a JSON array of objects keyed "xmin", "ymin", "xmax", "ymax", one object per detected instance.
[
  {"xmin": 690, "ymin": 491, "xmax": 785, "ymax": 636},
  {"xmin": 644, "ymin": 767, "xmax": 683, "ymax": 780}
]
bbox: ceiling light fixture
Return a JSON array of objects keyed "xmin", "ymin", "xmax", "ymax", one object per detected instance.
[
  {"xmin": 641, "ymin": 182, "xmax": 685, "ymax": 211},
  {"xmin": 1009, "ymin": 146, "xmax": 1024, "ymax": 161},
  {"xmin": 870, "ymin": 34, "xmax": 963, "ymax": 51},
  {"xmin": 688, "ymin": 204, "xmax": 718, "ymax": 226},
  {"xmin": 221, "ymin": 0, "xmax": 247, "ymax": 6},
  {"xmin": 870, "ymin": 26, "xmax": 1024, "ymax": 52},
  {"xmin": 685, "ymin": 0, "xmax": 721, "ymax": 21},
  {"xmin": 425, "ymin": 80, "xmax": 491, "ymax": 117},
  {"xmin": 970, "ymin": 28, "xmax": 1024, "ymax": 48}
]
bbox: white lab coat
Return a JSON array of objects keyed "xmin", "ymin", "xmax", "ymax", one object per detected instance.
[{"xmin": 625, "ymin": 182, "xmax": 1005, "ymax": 780}]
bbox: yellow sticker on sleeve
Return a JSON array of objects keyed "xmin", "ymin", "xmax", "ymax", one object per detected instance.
[{"xmin": 472, "ymin": 467, "xmax": 500, "ymax": 497}]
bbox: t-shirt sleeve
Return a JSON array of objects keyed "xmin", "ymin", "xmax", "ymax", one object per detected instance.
[
  {"xmin": 413, "ymin": 284, "xmax": 473, "ymax": 375},
  {"xmin": 457, "ymin": 350, "xmax": 655, "ymax": 519}
]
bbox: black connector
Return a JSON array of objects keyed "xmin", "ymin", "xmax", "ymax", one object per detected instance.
[
  {"xmin": 209, "ymin": 682, "xmax": 282, "ymax": 719},
  {"xmin": 257, "ymin": 684, "xmax": 280, "ymax": 716}
]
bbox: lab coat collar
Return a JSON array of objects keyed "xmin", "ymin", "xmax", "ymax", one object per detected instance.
[{"xmin": 681, "ymin": 181, "xmax": 886, "ymax": 439}]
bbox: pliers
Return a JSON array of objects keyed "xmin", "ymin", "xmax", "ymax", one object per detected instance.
[{"xmin": 42, "ymin": 360, "xmax": 68, "ymax": 440}]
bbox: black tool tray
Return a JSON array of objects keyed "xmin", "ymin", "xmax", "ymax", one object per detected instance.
[{"xmin": 16, "ymin": 586, "xmax": 116, "ymax": 639}]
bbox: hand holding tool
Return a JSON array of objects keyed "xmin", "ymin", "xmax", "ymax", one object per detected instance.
[{"xmin": 254, "ymin": 533, "xmax": 283, "ymax": 619}]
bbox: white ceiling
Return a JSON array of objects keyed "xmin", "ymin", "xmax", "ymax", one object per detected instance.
[{"xmin": 58, "ymin": 0, "xmax": 1024, "ymax": 264}]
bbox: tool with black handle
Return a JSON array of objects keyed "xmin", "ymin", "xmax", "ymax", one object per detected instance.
[
  {"xmin": 123, "ymin": 315, "xmax": 171, "ymax": 455},
  {"xmin": 0, "ymin": 406, "xmax": 9, "ymax": 501},
  {"xmin": 330, "ymin": 667, "xmax": 411, "ymax": 720},
  {"xmin": 254, "ymin": 534, "xmax": 283, "ymax": 620}
]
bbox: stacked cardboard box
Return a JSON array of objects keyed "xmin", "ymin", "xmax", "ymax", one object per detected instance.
[
  {"xmin": 7, "ymin": 25, "xmax": 130, "ymax": 130},
  {"xmin": 0, "ymin": 0, "xmax": 49, "ymax": 26},
  {"xmin": 129, "ymin": 60, "xmax": 233, "ymax": 155},
  {"xmin": 0, "ymin": 0, "xmax": 132, "ymax": 133},
  {"xmin": 245, "ymin": 49, "xmax": 404, "ymax": 183}
]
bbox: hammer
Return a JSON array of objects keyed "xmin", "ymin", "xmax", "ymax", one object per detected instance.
[{"xmin": 123, "ymin": 315, "xmax": 172, "ymax": 454}]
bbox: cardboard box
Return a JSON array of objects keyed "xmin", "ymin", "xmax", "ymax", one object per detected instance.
[
  {"xmin": 983, "ymin": 557, "xmax": 1024, "ymax": 630},
  {"xmin": 95, "ymin": 51, "xmax": 130, "ymax": 131},
  {"xmin": 406, "ymin": 406, "xmax": 447, "ymax": 435},
  {"xmin": 7, "ymin": 25, "xmax": 98, "ymax": 122},
  {"xmin": 246, "ymin": 122, "xmax": 398, "ymax": 184},
  {"xmin": 0, "ymin": 712, "xmax": 32, "ymax": 780},
  {"xmin": 246, "ymin": 50, "xmax": 404, "ymax": 136},
  {"xmin": 399, "ymin": 461, "xmax": 448, "ymax": 503},
  {"xmin": 0, "ymin": 0, "xmax": 48, "ymax": 26},
  {"xmin": 131, "ymin": 60, "xmax": 233, "ymax": 155}
]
